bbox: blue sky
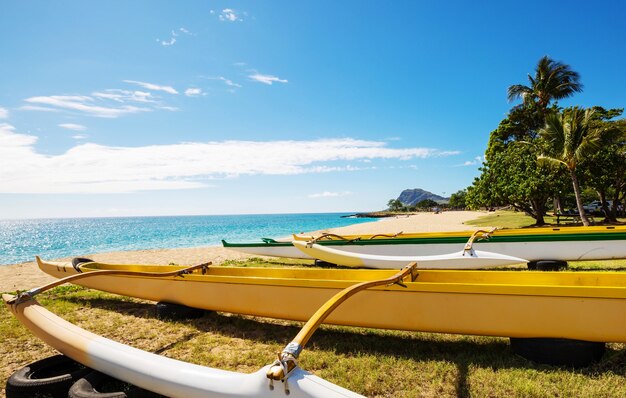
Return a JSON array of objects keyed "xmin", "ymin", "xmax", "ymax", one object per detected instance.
[{"xmin": 1, "ymin": 1, "xmax": 624, "ymax": 218}]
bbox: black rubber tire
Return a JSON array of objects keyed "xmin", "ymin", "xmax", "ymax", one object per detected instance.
[
  {"xmin": 69, "ymin": 371, "xmax": 165, "ymax": 398},
  {"xmin": 72, "ymin": 258, "xmax": 94, "ymax": 267},
  {"xmin": 510, "ymin": 337, "xmax": 605, "ymax": 367},
  {"xmin": 314, "ymin": 259, "xmax": 338, "ymax": 268},
  {"xmin": 535, "ymin": 260, "xmax": 568, "ymax": 271},
  {"xmin": 6, "ymin": 354, "xmax": 90, "ymax": 398},
  {"xmin": 155, "ymin": 301, "xmax": 204, "ymax": 320}
]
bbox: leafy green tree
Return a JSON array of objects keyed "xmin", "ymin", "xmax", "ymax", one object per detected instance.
[
  {"xmin": 537, "ymin": 108, "xmax": 605, "ymax": 226},
  {"xmin": 467, "ymin": 142, "xmax": 567, "ymax": 225},
  {"xmin": 468, "ymin": 56, "xmax": 584, "ymax": 225},
  {"xmin": 416, "ymin": 199, "xmax": 438, "ymax": 209},
  {"xmin": 387, "ymin": 199, "xmax": 403, "ymax": 212},
  {"xmin": 507, "ymin": 56, "xmax": 583, "ymax": 114},
  {"xmin": 579, "ymin": 108, "xmax": 626, "ymax": 220},
  {"xmin": 448, "ymin": 189, "xmax": 467, "ymax": 209}
]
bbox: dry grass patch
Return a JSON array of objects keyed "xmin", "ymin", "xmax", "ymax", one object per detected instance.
[{"xmin": 2, "ymin": 283, "xmax": 625, "ymax": 397}]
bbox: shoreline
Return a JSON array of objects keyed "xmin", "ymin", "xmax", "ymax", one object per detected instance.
[{"xmin": 0, "ymin": 210, "xmax": 488, "ymax": 292}]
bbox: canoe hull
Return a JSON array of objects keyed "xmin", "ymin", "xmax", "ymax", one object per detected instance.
[
  {"xmin": 223, "ymin": 226, "xmax": 626, "ymax": 262},
  {"xmin": 38, "ymin": 259, "xmax": 626, "ymax": 343},
  {"xmin": 290, "ymin": 241, "xmax": 527, "ymax": 269}
]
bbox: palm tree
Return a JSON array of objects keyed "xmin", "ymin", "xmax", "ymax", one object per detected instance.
[
  {"xmin": 508, "ymin": 56, "xmax": 583, "ymax": 113},
  {"xmin": 538, "ymin": 108, "xmax": 603, "ymax": 226}
]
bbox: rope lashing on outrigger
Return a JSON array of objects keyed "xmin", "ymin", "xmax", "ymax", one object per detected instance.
[
  {"xmin": 308, "ymin": 231, "xmax": 405, "ymax": 245},
  {"xmin": 368, "ymin": 231, "xmax": 404, "ymax": 239},
  {"xmin": 463, "ymin": 228, "xmax": 498, "ymax": 254},
  {"xmin": 266, "ymin": 263, "xmax": 418, "ymax": 393},
  {"xmin": 8, "ymin": 259, "xmax": 211, "ymax": 306}
]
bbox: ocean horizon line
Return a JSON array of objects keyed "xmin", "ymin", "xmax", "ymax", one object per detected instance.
[{"xmin": 0, "ymin": 211, "xmax": 375, "ymax": 222}]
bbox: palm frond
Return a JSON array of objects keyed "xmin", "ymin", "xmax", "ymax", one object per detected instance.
[
  {"xmin": 537, "ymin": 154, "xmax": 567, "ymax": 168},
  {"xmin": 507, "ymin": 84, "xmax": 532, "ymax": 103}
]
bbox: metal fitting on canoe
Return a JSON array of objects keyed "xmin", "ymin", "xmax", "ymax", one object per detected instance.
[
  {"xmin": 8, "ymin": 288, "xmax": 40, "ymax": 305},
  {"xmin": 266, "ymin": 341, "xmax": 301, "ymax": 381},
  {"xmin": 267, "ymin": 346, "xmax": 300, "ymax": 394},
  {"xmin": 282, "ymin": 341, "xmax": 303, "ymax": 357}
]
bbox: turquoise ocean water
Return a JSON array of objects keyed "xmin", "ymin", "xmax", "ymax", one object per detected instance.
[{"xmin": 0, "ymin": 213, "xmax": 372, "ymax": 265}]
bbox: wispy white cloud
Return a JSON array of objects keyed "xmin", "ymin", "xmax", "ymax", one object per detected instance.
[
  {"xmin": 308, "ymin": 191, "xmax": 353, "ymax": 198},
  {"xmin": 156, "ymin": 27, "xmax": 194, "ymax": 47},
  {"xmin": 204, "ymin": 76, "xmax": 242, "ymax": 91},
  {"xmin": 72, "ymin": 134, "xmax": 88, "ymax": 140},
  {"xmin": 218, "ymin": 8, "xmax": 243, "ymax": 22},
  {"xmin": 248, "ymin": 73, "xmax": 288, "ymax": 85},
  {"xmin": 157, "ymin": 37, "xmax": 176, "ymax": 46},
  {"xmin": 219, "ymin": 77, "xmax": 241, "ymax": 88},
  {"xmin": 22, "ymin": 84, "xmax": 177, "ymax": 118},
  {"xmin": 157, "ymin": 106, "xmax": 179, "ymax": 112},
  {"xmin": 19, "ymin": 105, "xmax": 61, "ymax": 113},
  {"xmin": 92, "ymin": 89, "xmax": 156, "ymax": 103},
  {"xmin": 457, "ymin": 155, "xmax": 484, "ymax": 167},
  {"xmin": 0, "ymin": 127, "xmax": 459, "ymax": 194},
  {"xmin": 23, "ymin": 95, "xmax": 150, "ymax": 118},
  {"xmin": 58, "ymin": 123, "xmax": 86, "ymax": 131},
  {"xmin": 184, "ymin": 88, "xmax": 204, "ymax": 97},
  {"xmin": 123, "ymin": 80, "xmax": 178, "ymax": 95},
  {"xmin": 0, "ymin": 107, "xmax": 8, "ymax": 119}
]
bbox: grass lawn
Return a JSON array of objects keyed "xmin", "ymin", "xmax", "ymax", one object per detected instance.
[{"xmin": 465, "ymin": 209, "xmax": 626, "ymax": 230}]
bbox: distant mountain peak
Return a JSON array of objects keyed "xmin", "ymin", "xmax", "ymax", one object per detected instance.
[{"xmin": 397, "ymin": 188, "xmax": 448, "ymax": 206}]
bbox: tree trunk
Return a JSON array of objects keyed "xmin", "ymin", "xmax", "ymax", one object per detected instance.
[
  {"xmin": 571, "ymin": 170, "xmax": 591, "ymax": 226},
  {"xmin": 598, "ymin": 191, "xmax": 617, "ymax": 222},
  {"xmin": 531, "ymin": 199, "xmax": 546, "ymax": 226},
  {"xmin": 553, "ymin": 197, "xmax": 564, "ymax": 214}
]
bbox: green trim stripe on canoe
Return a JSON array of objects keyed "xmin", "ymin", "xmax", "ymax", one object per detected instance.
[{"xmin": 222, "ymin": 231, "xmax": 626, "ymax": 248}]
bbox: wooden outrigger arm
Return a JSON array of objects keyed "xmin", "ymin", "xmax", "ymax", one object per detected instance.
[
  {"xmin": 266, "ymin": 263, "xmax": 418, "ymax": 389},
  {"xmin": 7, "ymin": 258, "xmax": 211, "ymax": 305},
  {"xmin": 463, "ymin": 228, "xmax": 498, "ymax": 253}
]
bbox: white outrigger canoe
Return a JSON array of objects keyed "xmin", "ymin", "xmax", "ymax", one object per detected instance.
[
  {"xmin": 3, "ymin": 294, "xmax": 362, "ymax": 398},
  {"xmin": 222, "ymin": 225, "xmax": 626, "ymax": 264},
  {"xmin": 291, "ymin": 241, "xmax": 527, "ymax": 269},
  {"xmin": 5, "ymin": 262, "xmax": 420, "ymax": 397}
]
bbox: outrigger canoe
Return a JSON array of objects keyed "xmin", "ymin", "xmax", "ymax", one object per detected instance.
[
  {"xmin": 222, "ymin": 225, "xmax": 626, "ymax": 263},
  {"xmin": 36, "ymin": 257, "xmax": 626, "ymax": 342},
  {"xmin": 4, "ymin": 261, "xmax": 390, "ymax": 397},
  {"xmin": 3, "ymin": 296, "xmax": 363, "ymax": 397}
]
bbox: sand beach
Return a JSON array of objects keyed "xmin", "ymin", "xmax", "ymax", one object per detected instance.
[{"xmin": 0, "ymin": 211, "xmax": 488, "ymax": 292}]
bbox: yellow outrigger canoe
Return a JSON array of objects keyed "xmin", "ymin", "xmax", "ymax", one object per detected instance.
[{"xmin": 36, "ymin": 257, "xmax": 626, "ymax": 343}]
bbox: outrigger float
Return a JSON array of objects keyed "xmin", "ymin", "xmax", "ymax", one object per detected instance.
[
  {"xmin": 6, "ymin": 262, "xmax": 420, "ymax": 397},
  {"xmin": 291, "ymin": 240, "xmax": 527, "ymax": 269},
  {"xmin": 34, "ymin": 257, "xmax": 626, "ymax": 342},
  {"xmin": 221, "ymin": 225, "xmax": 626, "ymax": 265}
]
